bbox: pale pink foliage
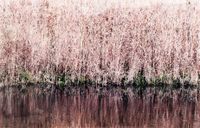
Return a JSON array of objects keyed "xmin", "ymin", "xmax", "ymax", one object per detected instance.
[{"xmin": 0, "ymin": 0, "xmax": 199, "ymax": 85}]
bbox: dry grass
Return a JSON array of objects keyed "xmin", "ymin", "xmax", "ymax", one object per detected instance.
[{"xmin": 0, "ymin": 0, "xmax": 200, "ymax": 86}]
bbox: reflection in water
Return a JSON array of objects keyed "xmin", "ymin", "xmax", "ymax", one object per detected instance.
[{"xmin": 0, "ymin": 86, "xmax": 199, "ymax": 128}]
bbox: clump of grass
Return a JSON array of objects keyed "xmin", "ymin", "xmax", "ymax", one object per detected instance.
[
  {"xmin": 57, "ymin": 74, "xmax": 66, "ymax": 89},
  {"xmin": 40, "ymin": 72, "xmax": 55, "ymax": 84},
  {"xmin": 73, "ymin": 75, "xmax": 94, "ymax": 86},
  {"xmin": 133, "ymin": 69, "xmax": 148, "ymax": 89},
  {"xmin": 19, "ymin": 70, "xmax": 32, "ymax": 84},
  {"xmin": 149, "ymin": 75, "xmax": 168, "ymax": 88},
  {"xmin": 171, "ymin": 78, "xmax": 182, "ymax": 89},
  {"xmin": 56, "ymin": 73, "xmax": 74, "ymax": 89}
]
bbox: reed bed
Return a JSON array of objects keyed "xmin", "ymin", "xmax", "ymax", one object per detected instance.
[{"xmin": 0, "ymin": 0, "xmax": 200, "ymax": 86}]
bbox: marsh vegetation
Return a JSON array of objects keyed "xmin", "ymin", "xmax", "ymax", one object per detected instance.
[
  {"xmin": 0, "ymin": 0, "xmax": 200, "ymax": 87},
  {"xmin": 0, "ymin": 0, "xmax": 200, "ymax": 127}
]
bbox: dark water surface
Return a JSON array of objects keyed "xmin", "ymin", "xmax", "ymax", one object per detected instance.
[{"xmin": 0, "ymin": 85, "xmax": 199, "ymax": 128}]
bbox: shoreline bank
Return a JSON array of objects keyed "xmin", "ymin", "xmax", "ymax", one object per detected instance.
[{"xmin": 0, "ymin": 83, "xmax": 199, "ymax": 102}]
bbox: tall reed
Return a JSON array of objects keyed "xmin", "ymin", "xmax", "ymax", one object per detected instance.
[{"xmin": 0, "ymin": 0, "xmax": 199, "ymax": 86}]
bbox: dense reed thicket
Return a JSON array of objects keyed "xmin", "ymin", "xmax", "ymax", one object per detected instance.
[{"xmin": 0, "ymin": 0, "xmax": 200, "ymax": 86}]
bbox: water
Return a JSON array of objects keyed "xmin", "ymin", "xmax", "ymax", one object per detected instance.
[{"xmin": 0, "ymin": 85, "xmax": 199, "ymax": 128}]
